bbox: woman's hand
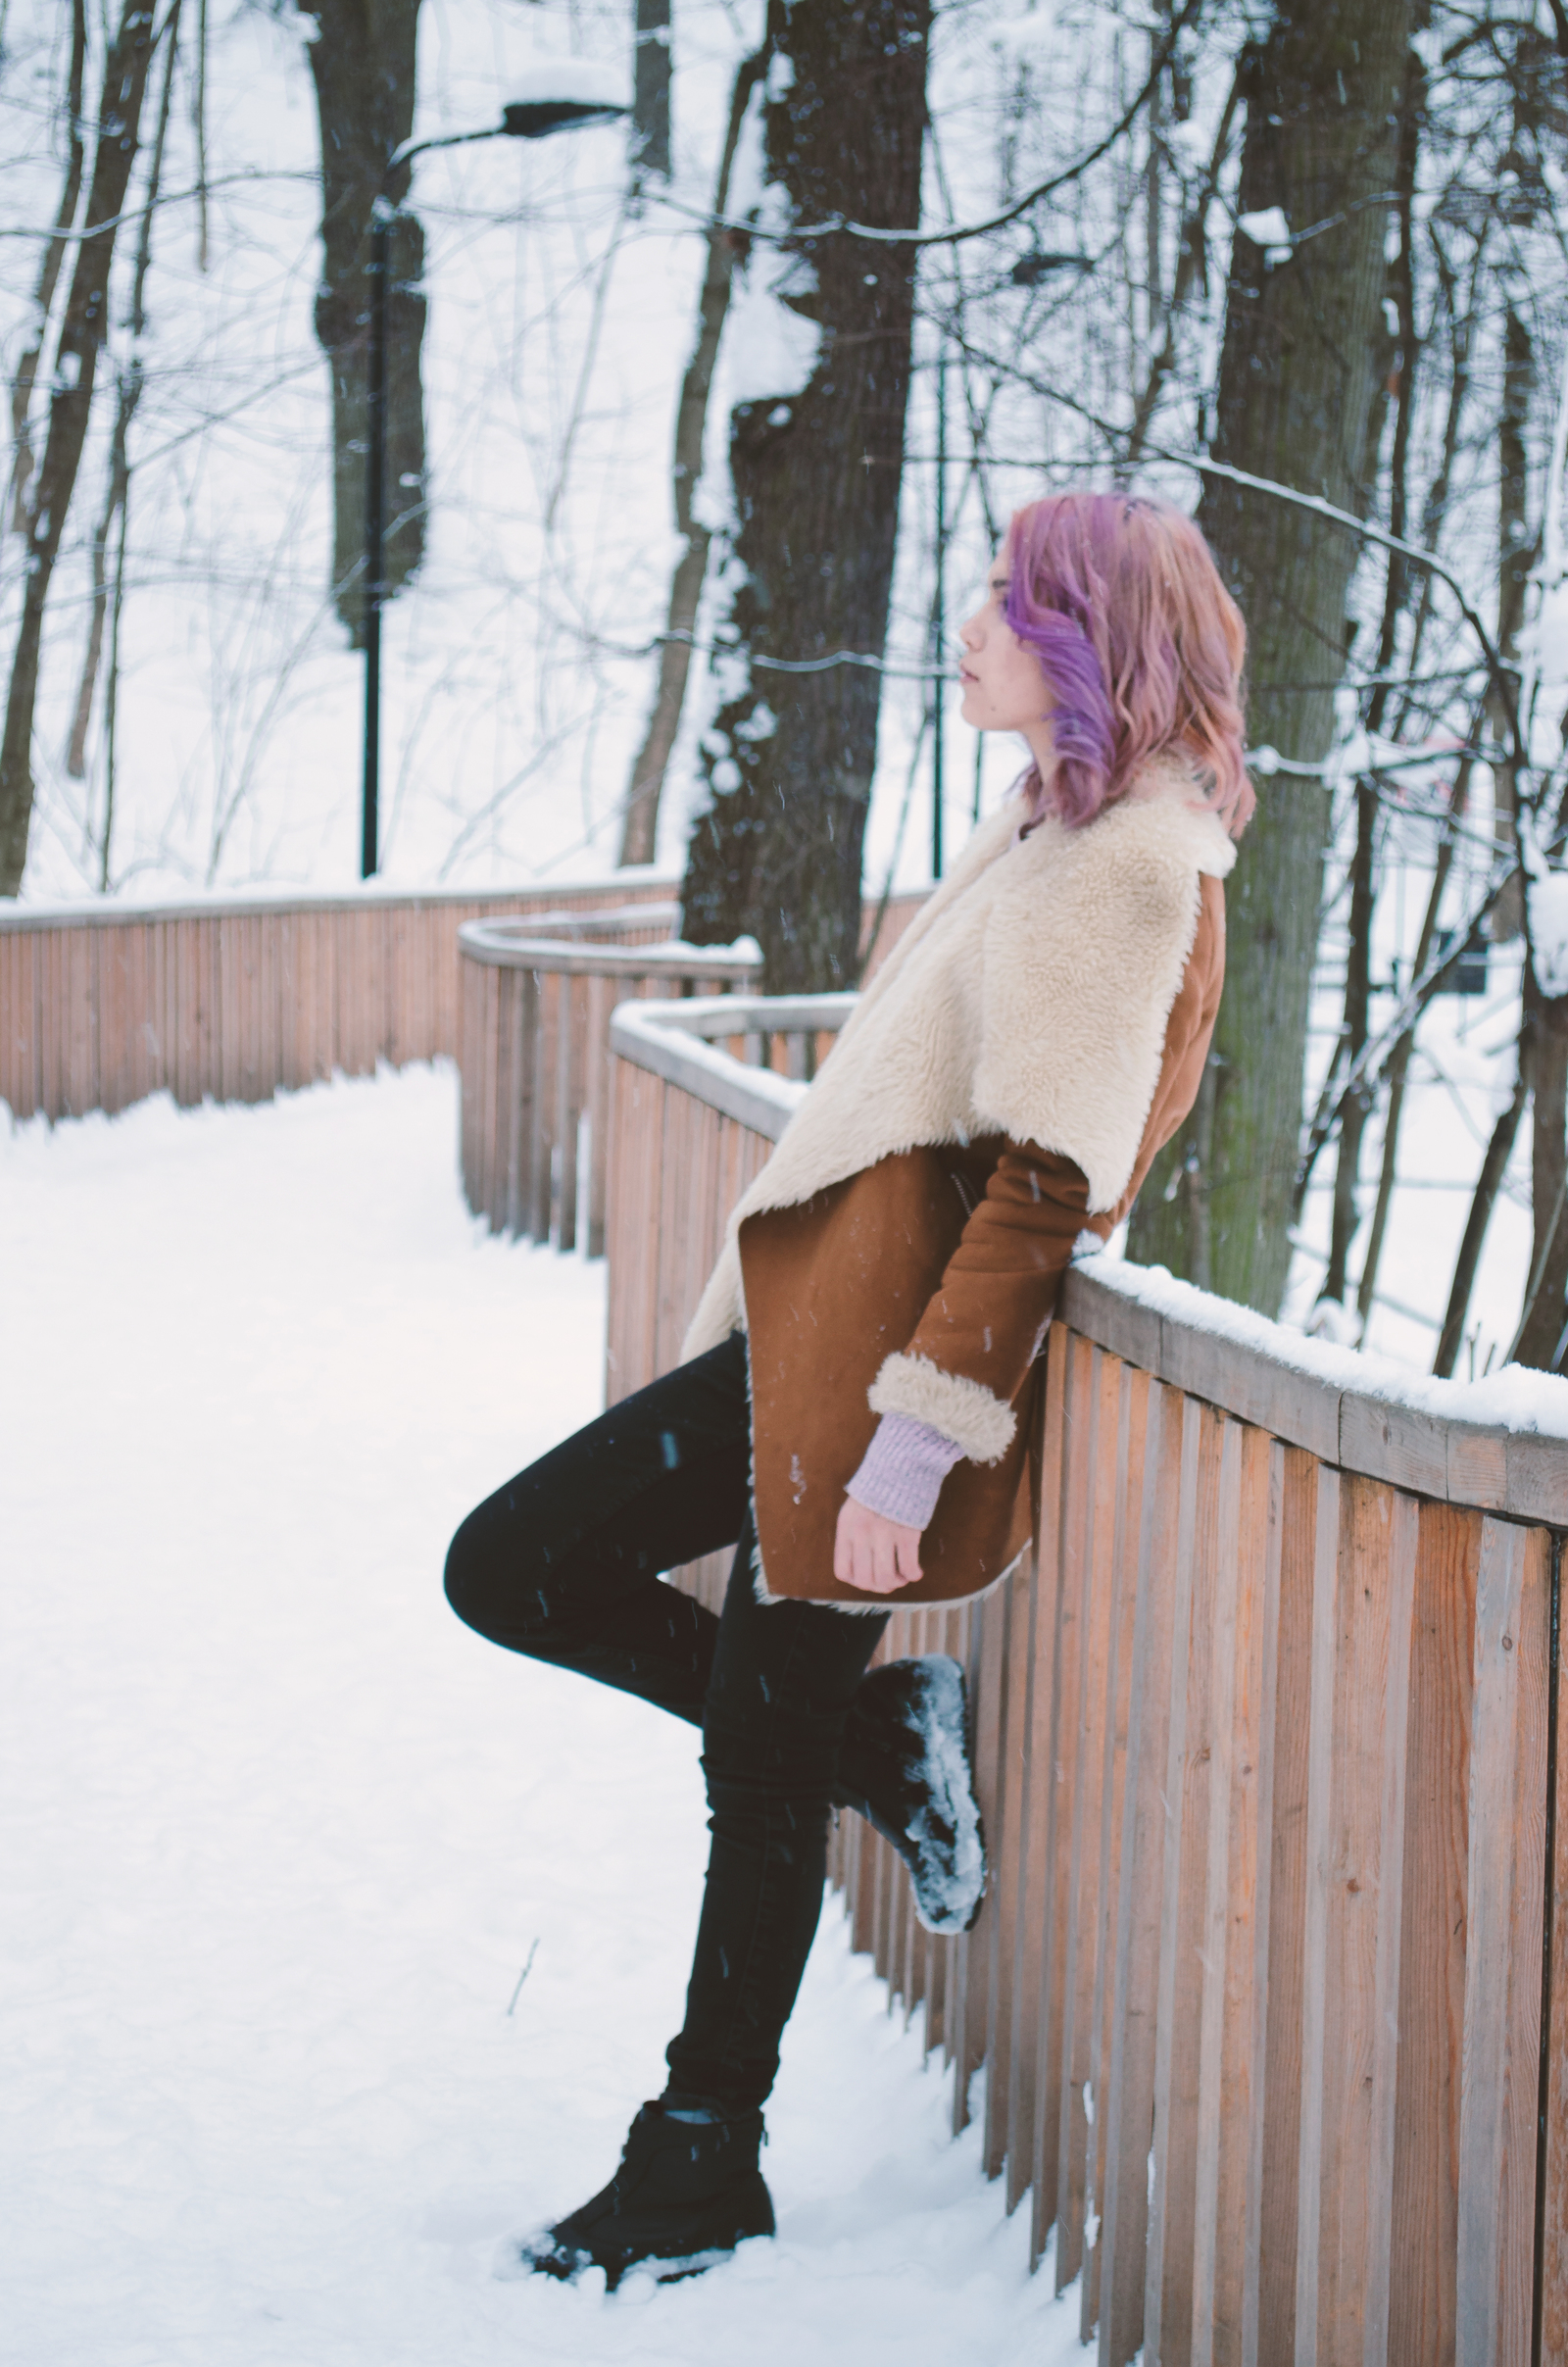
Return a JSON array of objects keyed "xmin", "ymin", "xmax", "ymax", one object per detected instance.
[{"xmin": 833, "ymin": 1496, "xmax": 923, "ymax": 1595}]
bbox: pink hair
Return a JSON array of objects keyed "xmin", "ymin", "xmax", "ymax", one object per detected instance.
[{"xmin": 1003, "ymin": 492, "xmax": 1253, "ymax": 835}]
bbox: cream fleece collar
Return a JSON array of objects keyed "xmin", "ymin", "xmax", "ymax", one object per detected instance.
[{"xmin": 683, "ymin": 762, "xmax": 1234, "ymax": 1358}]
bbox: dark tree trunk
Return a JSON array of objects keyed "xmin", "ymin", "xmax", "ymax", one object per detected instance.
[
  {"xmin": 1487, "ymin": 307, "xmax": 1535, "ymax": 945},
  {"xmin": 1433, "ymin": 1063, "xmax": 1529, "ymax": 1378},
  {"xmin": 632, "ymin": 0, "xmax": 671, "ymax": 180},
  {"xmin": 679, "ymin": 0, "xmax": 929, "ymax": 994},
  {"xmin": 303, "ymin": 0, "xmax": 425, "ymax": 647},
  {"xmin": 1513, "ymin": 974, "xmax": 1568, "ymax": 1371},
  {"xmin": 7, "ymin": 0, "xmax": 87, "ymax": 534},
  {"xmin": 0, "ymin": 0, "xmax": 159, "ymax": 899},
  {"xmin": 1128, "ymin": 0, "xmax": 1414, "ymax": 1314}
]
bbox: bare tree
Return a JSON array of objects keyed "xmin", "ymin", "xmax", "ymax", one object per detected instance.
[
  {"xmin": 302, "ymin": 0, "xmax": 425, "ymax": 646},
  {"xmin": 0, "ymin": 0, "xmax": 161, "ymax": 899},
  {"xmin": 617, "ymin": 44, "xmax": 764, "ymax": 867},
  {"xmin": 67, "ymin": 0, "xmax": 181, "ymax": 813},
  {"xmin": 6, "ymin": 0, "xmax": 87, "ymax": 533},
  {"xmin": 680, "ymin": 0, "xmax": 930, "ymax": 993}
]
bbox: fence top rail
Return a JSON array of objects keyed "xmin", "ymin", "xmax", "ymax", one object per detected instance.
[
  {"xmin": 461, "ymin": 926, "xmax": 762, "ymax": 980},
  {"xmin": 612, "ymin": 991, "xmax": 1567, "ymax": 1529},
  {"xmin": 464, "ymin": 905, "xmax": 682, "ymax": 944},
  {"xmin": 0, "ymin": 867, "xmax": 680, "ymax": 934}
]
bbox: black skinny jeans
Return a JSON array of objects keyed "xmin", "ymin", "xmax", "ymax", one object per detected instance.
[{"xmin": 443, "ymin": 1332, "xmax": 890, "ymax": 2115}]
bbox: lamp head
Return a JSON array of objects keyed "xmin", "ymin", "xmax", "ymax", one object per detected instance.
[{"xmin": 501, "ymin": 98, "xmax": 629, "ymax": 139}]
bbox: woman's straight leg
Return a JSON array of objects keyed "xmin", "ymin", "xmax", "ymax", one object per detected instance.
[{"xmin": 663, "ymin": 1524, "xmax": 889, "ymax": 2113}]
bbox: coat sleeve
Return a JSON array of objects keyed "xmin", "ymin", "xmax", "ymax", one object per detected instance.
[{"xmin": 865, "ymin": 1139, "xmax": 1091, "ymax": 1464}]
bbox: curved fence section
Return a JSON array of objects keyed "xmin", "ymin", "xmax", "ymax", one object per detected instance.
[
  {"xmin": 457, "ymin": 922, "xmax": 761, "ymax": 1256},
  {"xmin": 607, "ymin": 991, "xmax": 1568, "ymax": 2363}
]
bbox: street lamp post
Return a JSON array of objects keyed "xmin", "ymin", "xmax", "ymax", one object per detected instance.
[{"xmin": 361, "ymin": 96, "xmax": 628, "ymax": 880}]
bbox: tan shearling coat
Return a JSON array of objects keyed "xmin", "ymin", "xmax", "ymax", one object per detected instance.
[{"xmin": 681, "ymin": 760, "xmax": 1236, "ymax": 1606}]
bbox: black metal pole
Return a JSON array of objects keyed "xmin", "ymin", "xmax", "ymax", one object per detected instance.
[
  {"xmin": 363, "ymin": 197, "xmax": 390, "ymax": 880},
  {"xmin": 932, "ymin": 344, "xmax": 946, "ymax": 881}
]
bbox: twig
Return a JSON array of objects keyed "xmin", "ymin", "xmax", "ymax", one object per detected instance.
[{"xmin": 506, "ymin": 1939, "xmax": 540, "ymax": 2017}]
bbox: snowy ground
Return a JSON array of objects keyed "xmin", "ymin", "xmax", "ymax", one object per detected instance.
[{"xmin": 0, "ymin": 1063, "xmax": 1088, "ymax": 2367}]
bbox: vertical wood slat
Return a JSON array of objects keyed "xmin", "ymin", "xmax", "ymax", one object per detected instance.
[
  {"xmin": 1389, "ymin": 1502, "xmax": 1481, "ymax": 2364},
  {"xmin": 1100, "ymin": 1379, "xmax": 1184, "ymax": 2367},
  {"xmin": 1454, "ymin": 1518, "xmax": 1550, "ymax": 2367},
  {"xmin": 1010, "ymin": 1327, "xmax": 1070, "ymax": 2222},
  {"xmin": 1032, "ymin": 1332, "xmax": 1094, "ymax": 2267},
  {"xmin": 1082, "ymin": 1363, "xmax": 1148, "ymax": 2342},
  {"xmin": 1540, "ymin": 1528, "xmax": 1568, "ymax": 2363},
  {"xmin": 1055, "ymin": 1347, "xmax": 1121, "ymax": 2296}
]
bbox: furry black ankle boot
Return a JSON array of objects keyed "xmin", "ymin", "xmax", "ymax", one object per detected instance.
[
  {"xmin": 519, "ymin": 2100, "xmax": 774, "ymax": 2289},
  {"xmin": 836, "ymin": 1654, "xmax": 986, "ymax": 1935}
]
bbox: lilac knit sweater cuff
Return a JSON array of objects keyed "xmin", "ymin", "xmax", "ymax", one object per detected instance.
[{"xmin": 845, "ymin": 1413, "xmax": 965, "ymax": 1532}]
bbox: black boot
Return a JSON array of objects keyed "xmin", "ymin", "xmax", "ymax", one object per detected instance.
[
  {"xmin": 836, "ymin": 1655, "xmax": 986, "ymax": 1935},
  {"xmin": 520, "ymin": 2100, "xmax": 774, "ymax": 2289}
]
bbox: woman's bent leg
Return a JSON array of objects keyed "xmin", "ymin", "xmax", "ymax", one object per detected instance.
[
  {"xmin": 663, "ymin": 1524, "xmax": 890, "ymax": 2112},
  {"xmin": 443, "ymin": 1333, "xmax": 750, "ymax": 1726}
]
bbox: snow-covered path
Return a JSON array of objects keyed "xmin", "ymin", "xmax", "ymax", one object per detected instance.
[{"xmin": 1, "ymin": 1064, "xmax": 1083, "ymax": 2367}]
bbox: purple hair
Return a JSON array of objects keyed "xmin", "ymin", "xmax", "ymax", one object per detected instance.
[{"xmin": 1003, "ymin": 492, "xmax": 1252, "ymax": 834}]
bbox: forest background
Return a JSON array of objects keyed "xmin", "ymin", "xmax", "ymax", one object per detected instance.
[{"xmin": 1, "ymin": 0, "xmax": 1566, "ymax": 1392}]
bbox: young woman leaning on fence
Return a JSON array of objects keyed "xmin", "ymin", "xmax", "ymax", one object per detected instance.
[{"xmin": 443, "ymin": 491, "xmax": 1254, "ymax": 2289}]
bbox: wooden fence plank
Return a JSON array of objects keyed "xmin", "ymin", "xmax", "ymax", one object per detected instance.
[
  {"xmin": 1143, "ymin": 1394, "xmax": 1205, "ymax": 2363},
  {"xmin": 1193, "ymin": 1419, "xmax": 1273, "ymax": 2367},
  {"xmin": 1031, "ymin": 1334, "xmax": 1093, "ymax": 2266},
  {"xmin": 1010, "ymin": 1327, "xmax": 1069, "ymax": 2222},
  {"xmin": 1240, "ymin": 1438, "xmax": 1287, "ymax": 2363},
  {"xmin": 1152, "ymin": 1400, "xmax": 1228, "ymax": 2366},
  {"xmin": 985, "ymin": 1550, "xmax": 1040, "ymax": 2185},
  {"xmin": 1082, "ymin": 1362, "xmax": 1145, "ymax": 2341},
  {"xmin": 1540, "ymin": 1523, "xmax": 1568, "ymax": 2363},
  {"xmin": 1455, "ymin": 1518, "xmax": 1544, "ymax": 2367},
  {"xmin": 1389, "ymin": 1502, "xmax": 1481, "ymax": 2363},
  {"xmin": 1100, "ymin": 1378, "xmax": 1182, "ymax": 2367}
]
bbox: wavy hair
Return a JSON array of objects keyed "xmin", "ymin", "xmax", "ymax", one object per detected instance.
[{"xmin": 1003, "ymin": 491, "xmax": 1253, "ymax": 835}]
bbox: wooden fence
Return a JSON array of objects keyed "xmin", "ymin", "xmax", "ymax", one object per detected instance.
[
  {"xmin": 606, "ymin": 992, "xmax": 1568, "ymax": 2366},
  {"xmin": 0, "ymin": 872, "xmax": 675, "ymax": 1123}
]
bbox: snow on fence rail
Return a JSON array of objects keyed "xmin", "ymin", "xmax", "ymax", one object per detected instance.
[
  {"xmin": 607, "ymin": 991, "xmax": 1568, "ymax": 2365},
  {"xmin": 0, "ymin": 873, "xmax": 678, "ymax": 1124}
]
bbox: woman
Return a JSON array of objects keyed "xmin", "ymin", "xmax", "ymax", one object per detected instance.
[{"xmin": 444, "ymin": 490, "xmax": 1252, "ymax": 2290}]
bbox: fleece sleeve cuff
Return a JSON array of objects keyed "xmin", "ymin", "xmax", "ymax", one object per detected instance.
[{"xmin": 867, "ymin": 1350, "xmax": 1018, "ymax": 1465}]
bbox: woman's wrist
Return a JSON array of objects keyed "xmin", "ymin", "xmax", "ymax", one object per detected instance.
[{"xmin": 845, "ymin": 1413, "xmax": 965, "ymax": 1533}]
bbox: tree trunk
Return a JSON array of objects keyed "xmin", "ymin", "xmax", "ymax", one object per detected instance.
[
  {"xmin": 679, "ymin": 0, "xmax": 929, "ymax": 994},
  {"xmin": 617, "ymin": 47, "xmax": 763, "ymax": 867},
  {"xmin": 1487, "ymin": 306, "xmax": 1534, "ymax": 945},
  {"xmin": 7, "ymin": 0, "xmax": 87, "ymax": 534},
  {"xmin": 0, "ymin": 0, "xmax": 159, "ymax": 900},
  {"xmin": 1513, "ymin": 974, "xmax": 1568, "ymax": 1370},
  {"xmin": 1433, "ymin": 1064, "xmax": 1529, "ymax": 1378},
  {"xmin": 1128, "ymin": 0, "xmax": 1413, "ymax": 1314},
  {"xmin": 632, "ymin": 0, "xmax": 671, "ymax": 179},
  {"xmin": 304, "ymin": 0, "xmax": 425, "ymax": 648},
  {"xmin": 69, "ymin": 0, "xmax": 180, "ymax": 787}
]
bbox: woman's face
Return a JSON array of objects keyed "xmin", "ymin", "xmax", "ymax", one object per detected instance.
[{"xmin": 957, "ymin": 558, "xmax": 1053, "ymax": 744}]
